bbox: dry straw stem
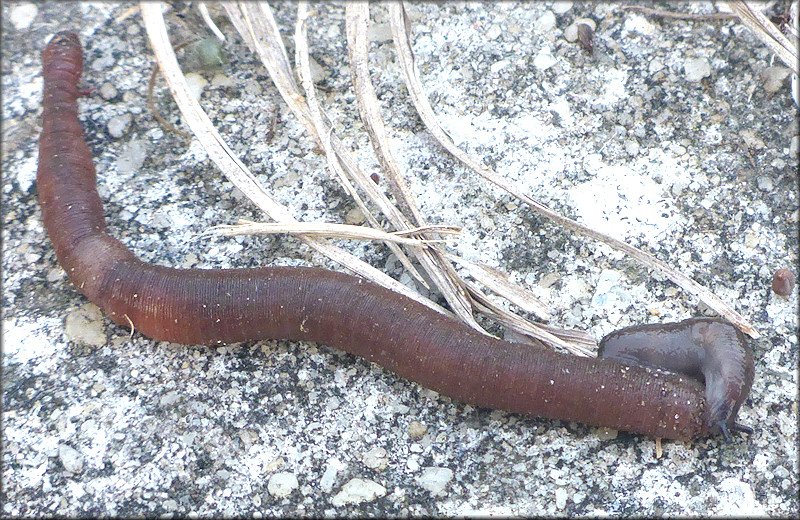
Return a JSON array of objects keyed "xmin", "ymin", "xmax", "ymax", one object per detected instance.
[
  {"xmin": 211, "ymin": 221, "xmax": 461, "ymax": 247},
  {"xmin": 387, "ymin": 2, "xmax": 758, "ymax": 339},
  {"xmin": 725, "ymin": 0, "xmax": 798, "ymax": 76},
  {"xmin": 624, "ymin": 2, "xmax": 798, "ymax": 76},
  {"xmin": 224, "ymin": 2, "xmax": 431, "ymax": 292},
  {"xmin": 198, "ymin": 2, "xmax": 225, "ymax": 42},
  {"xmin": 139, "ymin": 2, "xmax": 447, "ymax": 316},
  {"xmin": 344, "ymin": 1, "xmax": 591, "ymax": 351},
  {"xmin": 445, "ymin": 254, "xmax": 552, "ymax": 321},
  {"xmin": 343, "ymin": 2, "xmax": 489, "ymax": 335},
  {"xmin": 292, "ymin": 3, "xmax": 430, "ymax": 294}
]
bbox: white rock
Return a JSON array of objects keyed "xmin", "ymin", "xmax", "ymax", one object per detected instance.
[
  {"xmin": 185, "ymin": 72, "xmax": 208, "ymax": 100},
  {"xmin": 362, "ymin": 447, "xmax": 388, "ymax": 470},
  {"xmin": 159, "ymin": 391, "xmax": 180, "ymax": 407},
  {"xmin": 552, "ymin": 1, "xmax": 573, "ymax": 15},
  {"xmin": 267, "ymin": 472, "xmax": 298, "ymax": 498},
  {"xmin": 10, "ymin": 3, "xmax": 38, "ymax": 30},
  {"xmin": 534, "ymin": 50, "xmax": 557, "ymax": 71},
  {"xmin": 319, "ymin": 459, "xmax": 343, "ymax": 492},
  {"xmin": 99, "ymin": 82, "xmax": 118, "ymax": 100},
  {"xmin": 64, "ymin": 304, "xmax": 106, "ymax": 347},
  {"xmin": 369, "ymin": 22, "xmax": 393, "ymax": 43},
  {"xmin": 116, "ymin": 139, "xmax": 148, "ymax": 176},
  {"xmin": 684, "ymin": 57, "xmax": 711, "ymax": 82},
  {"xmin": 107, "ymin": 113, "xmax": 132, "ymax": 138},
  {"xmin": 58, "ymin": 444, "xmax": 84, "ymax": 474},
  {"xmin": 485, "ymin": 24, "xmax": 502, "ymax": 40},
  {"xmin": 563, "ymin": 24, "xmax": 579, "ymax": 43},
  {"xmin": 762, "ymin": 66, "xmax": 791, "ymax": 93},
  {"xmin": 490, "ymin": 59, "xmax": 510, "ymax": 74},
  {"xmin": 416, "ymin": 467, "xmax": 453, "ymax": 495},
  {"xmin": 555, "ymin": 487, "xmax": 568, "ymax": 510},
  {"xmin": 331, "ymin": 478, "xmax": 386, "ymax": 506},
  {"xmin": 535, "ymin": 10, "xmax": 557, "ymax": 32}
]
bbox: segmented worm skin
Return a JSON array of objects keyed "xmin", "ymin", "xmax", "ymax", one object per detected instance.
[
  {"xmin": 39, "ymin": 31, "xmax": 755, "ymax": 442},
  {"xmin": 598, "ymin": 318, "xmax": 755, "ymax": 440}
]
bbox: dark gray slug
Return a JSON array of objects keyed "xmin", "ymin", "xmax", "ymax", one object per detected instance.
[{"xmin": 599, "ymin": 318, "xmax": 755, "ymax": 440}]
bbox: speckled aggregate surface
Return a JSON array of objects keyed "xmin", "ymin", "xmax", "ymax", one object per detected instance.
[{"xmin": 2, "ymin": 2, "xmax": 798, "ymax": 517}]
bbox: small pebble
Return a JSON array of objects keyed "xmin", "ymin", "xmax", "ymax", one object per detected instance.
[
  {"xmin": 58, "ymin": 444, "xmax": 84, "ymax": 474},
  {"xmin": 624, "ymin": 139, "xmax": 640, "ymax": 156},
  {"xmin": 159, "ymin": 391, "xmax": 180, "ymax": 407},
  {"xmin": 684, "ymin": 57, "xmax": 711, "ymax": 82},
  {"xmin": 555, "ymin": 488, "xmax": 568, "ymax": 510},
  {"xmin": 99, "ymin": 82, "xmax": 118, "ymax": 101},
  {"xmin": 319, "ymin": 460, "xmax": 342, "ymax": 492},
  {"xmin": 344, "ymin": 207, "xmax": 365, "ymax": 225},
  {"xmin": 416, "ymin": 467, "xmax": 453, "ymax": 495},
  {"xmin": 331, "ymin": 478, "xmax": 386, "ymax": 506},
  {"xmin": 107, "ymin": 113, "xmax": 132, "ymax": 138},
  {"xmin": 308, "ymin": 56, "xmax": 326, "ymax": 83},
  {"xmin": 535, "ymin": 11, "xmax": 557, "ymax": 32},
  {"xmin": 185, "ymin": 73, "xmax": 208, "ymax": 100},
  {"xmin": 552, "ymin": 1, "xmax": 573, "ymax": 15},
  {"xmin": 756, "ymin": 175, "xmax": 773, "ymax": 192},
  {"xmin": 772, "ymin": 269, "xmax": 795, "ymax": 297},
  {"xmin": 369, "ymin": 22, "xmax": 393, "ymax": 43},
  {"xmin": 762, "ymin": 66, "xmax": 791, "ymax": 93},
  {"xmin": 362, "ymin": 447, "xmax": 388, "ymax": 470},
  {"xmin": 267, "ymin": 472, "xmax": 298, "ymax": 498},
  {"xmin": 10, "ymin": 3, "xmax": 38, "ymax": 30},
  {"xmin": 408, "ymin": 420, "xmax": 427, "ymax": 439},
  {"xmin": 116, "ymin": 139, "xmax": 148, "ymax": 176},
  {"xmin": 533, "ymin": 50, "xmax": 557, "ymax": 71},
  {"xmin": 64, "ymin": 303, "xmax": 106, "ymax": 346}
]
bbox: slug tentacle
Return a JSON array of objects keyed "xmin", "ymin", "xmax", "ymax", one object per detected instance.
[{"xmin": 37, "ymin": 31, "xmax": 755, "ymax": 442}]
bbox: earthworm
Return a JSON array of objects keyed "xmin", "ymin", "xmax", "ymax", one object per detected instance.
[{"xmin": 37, "ymin": 31, "xmax": 754, "ymax": 442}]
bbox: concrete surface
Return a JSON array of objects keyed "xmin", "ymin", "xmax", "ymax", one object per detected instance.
[{"xmin": 3, "ymin": 2, "xmax": 798, "ymax": 517}]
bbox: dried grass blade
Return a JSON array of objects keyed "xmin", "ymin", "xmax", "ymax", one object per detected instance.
[
  {"xmin": 446, "ymin": 254, "xmax": 552, "ymax": 320},
  {"xmin": 465, "ymin": 282, "xmax": 595, "ymax": 356},
  {"xmin": 388, "ymin": 2, "xmax": 759, "ymax": 339},
  {"xmin": 725, "ymin": 0, "xmax": 799, "ymax": 75},
  {"xmin": 139, "ymin": 2, "xmax": 449, "ymax": 317},
  {"xmin": 534, "ymin": 323, "xmax": 599, "ymax": 349},
  {"xmin": 345, "ymin": 2, "xmax": 424, "ymax": 225},
  {"xmin": 344, "ymin": 1, "xmax": 487, "ymax": 331},
  {"xmin": 294, "ymin": 3, "xmax": 424, "ymax": 287},
  {"xmin": 210, "ymin": 221, "xmax": 458, "ymax": 245},
  {"xmin": 198, "ymin": 2, "xmax": 225, "ymax": 41}
]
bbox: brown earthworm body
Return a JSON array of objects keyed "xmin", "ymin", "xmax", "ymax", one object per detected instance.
[{"xmin": 37, "ymin": 31, "xmax": 754, "ymax": 442}]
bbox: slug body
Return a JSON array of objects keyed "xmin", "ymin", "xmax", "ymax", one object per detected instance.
[
  {"xmin": 37, "ymin": 31, "xmax": 754, "ymax": 442},
  {"xmin": 598, "ymin": 318, "xmax": 754, "ymax": 440}
]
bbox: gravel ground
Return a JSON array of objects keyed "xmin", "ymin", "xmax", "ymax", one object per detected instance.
[{"xmin": 3, "ymin": 2, "xmax": 798, "ymax": 517}]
